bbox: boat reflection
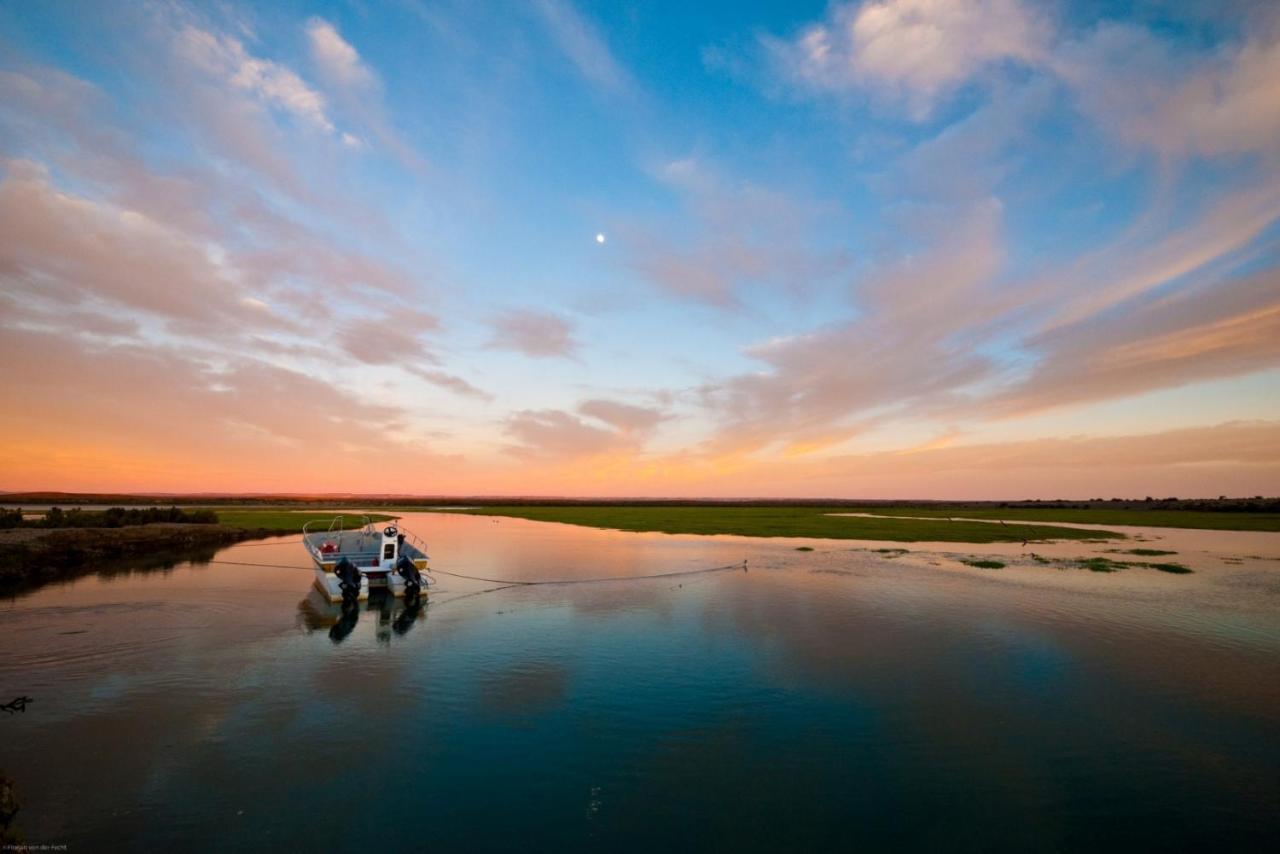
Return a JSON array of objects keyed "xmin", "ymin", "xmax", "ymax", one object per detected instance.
[{"xmin": 295, "ymin": 587, "xmax": 426, "ymax": 644}]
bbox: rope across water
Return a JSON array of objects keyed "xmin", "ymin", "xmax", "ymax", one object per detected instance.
[
  {"xmin": 201, "ymin": 557, "xmax": 748, "ymax": 588},
  {"xmin": 426, "ymin": 561, "xmax": 747, "ymax": 587}
]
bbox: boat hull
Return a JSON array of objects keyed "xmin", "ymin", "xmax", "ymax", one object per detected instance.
[{"xmin": 312, "ymin": 559, "xmax": 429, "ymax": 603}]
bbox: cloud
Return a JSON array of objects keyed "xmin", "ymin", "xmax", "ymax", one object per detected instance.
[
  {"xmin": 408, "ymin": 367, "xmax": 491, "ymax": 400},
  {"xmin": 306, "ymin": 18, "xmax": 375, "ymax": 90},
  {"xmin": 0, "ymin": 159, "xmax": 274, "ymax": 332},
  {"xmin": 304, "ymin": 17, "xmax": 426, "ymax": 174},
  {"xmin": 337, "ymin": 316, "xmax": 437, "ymax": 366},
  {"xmin": 694, "ymin": 10, "xmax": 1280, "ymax": 455},
  {"xmin": 826, "ymin": 420, "xmax": 1280, "ymax": 483},
  {"xmin": 531, "ymin": 0, "xmax": 634, "ymax": 95},
  {"xmin": 769, "ymin": 0, "xmax": 1050, "ymax": 118},
  {"xmin": 175, "ymin": 24, "xmax": 335, "ymax": 133},
  {"xmin": 1053, "ymin": 22, "xmax": 1280, "ymax": 158},
  {"xmin": 505, "ymin": 409, "xmax": 627, "ymax": 457},
  {"xmin": 505, "ymin": 399, "xmax": 667, "ymax": 458},
  {"xmin": 0, "ymin": 326, "xmax": 399, "ymax": 457},
  {"xmin": 698, "ymin": 181, "xmax": 1280, "ymax": 455},
  {"xmin": 660, "ymin": 420, "xmax": 1280, "ymax": 499},
  {"xmin": 701, "ymin": 198, "xmax": 1006, "ymax": 454},
  {"xmin": 577, "ymin": 399, "xmax": 667, "ymax": 435},
  {"xmin": 629, "ymin": 158, "xmax": 851, "ymax": 307},
  {"xmin": 768, "ymin": 0, "xmax": 1280, "ymax": 149},
  {"xmin": 989, "ymin": 267, "xmax": 1280, "ymax": 418},
  {"xmin": 1030, "ymin": 180, "xmax": 1280, "ymax": 330},
  {"xmin": 489, "ymin": 309, "xmax": 577, "ymax": 358}
]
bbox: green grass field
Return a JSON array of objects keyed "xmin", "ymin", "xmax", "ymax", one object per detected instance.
[
  {"xmin": 858, "ymin": 506, "xmax": 1280, "ymax": 532},
  {"xmin": 209, "ymin": 509, "xmax": 394, "ymax": 533},
  {"xmin": 443, "ymin": 505, "xmax": 1121, "ymax": 543}
]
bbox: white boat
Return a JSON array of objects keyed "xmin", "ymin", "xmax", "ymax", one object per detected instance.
[{"xmin": 302, "ymin": 516, "xmax": 431, "ymax": 603}]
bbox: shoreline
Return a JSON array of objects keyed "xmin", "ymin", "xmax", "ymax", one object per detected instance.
[{"xmin": 0, "ymin": 523, "xmax": 289, "ymax": 595}]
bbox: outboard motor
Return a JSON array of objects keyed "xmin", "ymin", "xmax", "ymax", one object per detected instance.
[
  {"xmin": 334, "ymin": 557, "xmax": 362, "ymax": 601},
  {"xmin": 396, "ymin": 554, "xmax": 423, "ymax": 598}
]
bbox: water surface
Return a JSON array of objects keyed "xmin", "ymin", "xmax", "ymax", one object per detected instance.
[{"xmin": 2, "ymin": 512, "xmax": 1278, "ymax": 851}]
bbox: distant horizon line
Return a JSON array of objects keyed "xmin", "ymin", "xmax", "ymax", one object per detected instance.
[{"xmin": 1, "ymin": 491, "xmax": 1275, "ymax": 504}]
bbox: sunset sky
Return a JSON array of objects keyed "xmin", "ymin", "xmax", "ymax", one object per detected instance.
[{"xmin": 1, "ymin": 0, "xmax": 1278, "ymax": 498}]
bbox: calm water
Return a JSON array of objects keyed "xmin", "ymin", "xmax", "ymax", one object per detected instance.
[{"xmin": 2, "ymin": 512, "xmax": 1278, "ymax": 851}]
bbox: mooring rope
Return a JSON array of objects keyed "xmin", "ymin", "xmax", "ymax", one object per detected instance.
[
  {"xmin": 202, "ymin": 558, "xmax": 312, "ymax": 570},
  {"xmin": 201, "ymin": 557, "xmax": 748, "ymax": 587},
  {"xmin": 227, "ymin": 538, "xmax": 305, "ymax": 547},
  {"xmin": 427, "ymin": 561, "xmax": 747, "ymax": 586}
]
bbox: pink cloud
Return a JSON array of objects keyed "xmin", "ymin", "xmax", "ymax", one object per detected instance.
[
  {"xmin": 0, "ymin": 159, "xmax": 277, "ymax": 332},
  {"xmin": 627, "ymin": 158, "xmax": 851, "ymax": 308},
  {"xmin": 1054, "ymin": 23, "xmax": 1280, "ymax": 158},
  {"xmin": 768, "ymin": 0, "xmax": 1050, "ymax": 118},
  {"xmin": 489, "ymin": 309, "xmax": 577, "ymax": 358},
  {"xmin": 504, "ymin": 399, "xmax": 667, "ymax": 458}
]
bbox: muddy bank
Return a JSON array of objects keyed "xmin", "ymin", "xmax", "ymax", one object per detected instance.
[{"xmin": 0, "ymin": 523, "xmax": 284, "ymax": 595}]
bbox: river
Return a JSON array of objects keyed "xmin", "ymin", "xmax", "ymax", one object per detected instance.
[{"xmin": 2, "ymin": 511, "xmax": 1277, "ymax": 851}]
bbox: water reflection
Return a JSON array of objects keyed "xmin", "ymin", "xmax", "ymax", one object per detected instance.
[{"xmin": 295, "ymin": 588, "xmax": 425, "ymax": 644}]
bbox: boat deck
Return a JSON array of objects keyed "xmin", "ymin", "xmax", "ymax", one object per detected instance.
[{"xmin": 304, "ymin": 526, "xmax": 429, "ymax": 569}]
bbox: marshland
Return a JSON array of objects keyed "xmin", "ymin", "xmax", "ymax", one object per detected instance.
[{"xmin": 2, "ymin": 498, "xmax": 1278, "ymax": 849}]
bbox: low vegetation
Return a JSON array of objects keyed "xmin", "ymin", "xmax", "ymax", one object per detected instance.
[
  {"xmin": 0, "ymin": 508, "xmax": 392, "ymax": 595},
  {"xmin": 962, "ymin": 559, "xmax": 1006, "ymax": 569},
  {"xmin": 441, "ymin": 505, "xmax": 1120, "ymax": 543},
  {"xmin": 1069, "ymin": 556, "xmax": 1192, "ymax": 574},
  {"xmin": 0, "ymin": 506, "xmax": 217, "ymax": 529},
  {"xmin": 207, "ymin": 509, "xmax": 393, "ymax": 533},
  {"xmin": 860, "ymin": 506, "xmax": 1280, "ymax": 532},
  {"xmin": 1147, "ymin": 562, "xmax": 1193, "ymax": 574},
  {"xmin": 0, "ymin": 524, "xmax": 252, "ymax": 594},
  {"xmin": 1076, "ymin": 557, "xmax": 1123, "ymax": 573}
]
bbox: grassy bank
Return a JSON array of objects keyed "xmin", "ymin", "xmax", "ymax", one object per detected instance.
[
  {"xmin": 0, "ymin": 524, "xmax": 256, "ymax": 594},
  {"xmin": 208, "ymin": 509, "xmax": 394, "ymax": 532},
  {"xmin": 0, "ymin": 510, "xmax": 392, "ymax": 595},
  {"xmin": 441, "ymin": 505, "xmax": 1121, "ymax": 543},
  {"xmin": 858, "ymin": 506, "xmax": 1280, "ymax": 532}
]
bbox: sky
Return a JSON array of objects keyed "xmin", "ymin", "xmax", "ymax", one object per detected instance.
[{"xmin": 0, "ymin": 0, "xmax": 1278, "ymax": 498}]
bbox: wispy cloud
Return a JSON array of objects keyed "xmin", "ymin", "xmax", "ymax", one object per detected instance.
[
  {"xmin": 989, "ymin": 267, "xmax": 1280, "ymax": 418},
  {"xmin": 699, "ymin": 198, "xmax": 1005, "ymax": 455},
  {"xmin": 408, "ymin": 367, "xmax": 491, "ymax": 400},
  {"xmin": 0, "ymin": 158, "xmax": 278, "ymax": 333},
  {"xmin": 530, "ymin": 0, "xmax": 634, "ymax": 95},
  {"xmin": 1053, "ymin": 22, "xmax": 1280, "ymax": 159},
  {"xmin": 305, "ymin": 16, "xmax": 426, "ymax": 171},
  {"xmin": 505, "ymin": 399, "xmax": 667, "ymax": 458},
  {"xmin": 488, "ymin": 309, "xmax": 577, "ymax": 358},
  {"xmin": 176, "ymin": 23, "xmax": 336, "ymax": 133},
  {"xmin": 628, "ymin": 158, "xmax": 851, "ymax": 308}
]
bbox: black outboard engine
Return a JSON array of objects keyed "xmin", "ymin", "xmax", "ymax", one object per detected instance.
[
  {"xmin": 396, "ymin": 554, "xmax": 423, "ymax": 598},
  {"xmin": 334, "ymin": 557, "xmax": 362, "ymax": 601}
]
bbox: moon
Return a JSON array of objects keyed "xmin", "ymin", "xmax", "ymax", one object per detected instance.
[{"xmin": 595, "ymin": 233, "xmax": 606, "ymax": 244}]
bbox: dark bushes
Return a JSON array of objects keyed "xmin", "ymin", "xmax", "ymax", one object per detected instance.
[{"xmin": 0, "ymin": 506, "xmax": 219, "ymax": 529}]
